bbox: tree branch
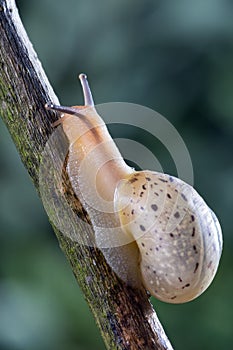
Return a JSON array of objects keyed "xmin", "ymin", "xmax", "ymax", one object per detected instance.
[{"xmin": 0, "ymin": 1, "xmax": 173, "ymax": 349}]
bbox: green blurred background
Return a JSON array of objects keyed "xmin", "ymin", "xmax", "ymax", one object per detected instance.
[{"xmin": 0, "ymin": 0, "xmax": 233, "ymax": 349}]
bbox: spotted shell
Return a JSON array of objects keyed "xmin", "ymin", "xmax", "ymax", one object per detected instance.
[{"xmin": 114, "ymin": 171, "xmax": 222, "ymax": 303}]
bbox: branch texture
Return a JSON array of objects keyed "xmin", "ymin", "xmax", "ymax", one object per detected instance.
[{"xmin": 0, "ymin": 1, "xmax": 173, "ymax": 349}]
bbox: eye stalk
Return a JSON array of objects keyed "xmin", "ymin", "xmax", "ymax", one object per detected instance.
[
  {"xmin": 45, "ymin": 102, "xmax": 84, "ymax": 117},
  {"xmin": 45, "ymin": 73, "xmax": 94, "ymax": 116},
  {"xmin": 79, "ymin": 73, "xmax": 94, "ymax": 107}
]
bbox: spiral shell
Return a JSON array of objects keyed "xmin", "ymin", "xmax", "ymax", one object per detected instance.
[{"xmin": 114, "ymin": 171, "xmax": 222, "ymax": 303}]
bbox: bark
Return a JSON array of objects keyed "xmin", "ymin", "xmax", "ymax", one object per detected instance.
[{"xmin": 0, "ymin": 1, "xmax": 173, "ymax": 349}]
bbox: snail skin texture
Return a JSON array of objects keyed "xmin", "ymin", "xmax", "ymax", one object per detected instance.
[{"xmin": 45, "ymin": 73, "xmax": 223, "ymax": 304}]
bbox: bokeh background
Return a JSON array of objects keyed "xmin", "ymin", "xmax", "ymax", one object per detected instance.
[{"xmin": 0, "ymin": 0, "xmax": 233, "ymax": 349}]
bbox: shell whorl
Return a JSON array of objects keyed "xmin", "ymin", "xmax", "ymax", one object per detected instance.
[{"xmin": 114, "ymin": 171, "xmax": 222, "ymax": 303}]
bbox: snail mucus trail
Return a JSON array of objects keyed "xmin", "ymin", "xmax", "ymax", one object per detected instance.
[{"xmin": 45, "ymin": 73, "xmax": 223, "ymax": 304}]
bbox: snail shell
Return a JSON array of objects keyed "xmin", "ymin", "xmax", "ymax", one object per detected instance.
[{"xmin": 114, "ymin": 171, "xmax": 222, "ymax": 303}]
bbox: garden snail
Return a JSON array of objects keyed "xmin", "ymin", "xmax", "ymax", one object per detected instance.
[{"xmin": 45, "ymin": 73, "xmax": 223, "ymax": 304}]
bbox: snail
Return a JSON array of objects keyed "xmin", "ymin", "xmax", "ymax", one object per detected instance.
[{"xmin": 45, "ymin": 73, "xmax": 223, "ymax": 304}]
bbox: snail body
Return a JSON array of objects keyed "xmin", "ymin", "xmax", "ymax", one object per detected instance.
[{"xmin": 45, "ymin": 74, "xmax": 222, "ymax": 303}]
